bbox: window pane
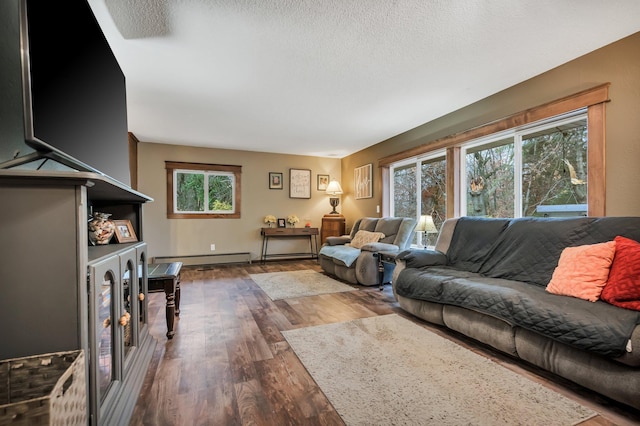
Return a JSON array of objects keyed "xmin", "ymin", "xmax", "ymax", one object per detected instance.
[
  {"xmin": 176, "ymin": 172, "xmax": 204, "ymax": 212},
  {"xmin": 522, "ymin": 119, "xmax": 587, "ymax": 217},
  {"xmin": 421, "ymin": 157, "xmax": 446, "ymax": 229},
  {"xmin": 208, "ymin": 174, "xmax": 234, "ymax": 212},
  {"xmin": 466, "ymin": 138, "xmax": 514, "ymax": 218},
  {"xmin": 393, "ymin": 164, "xmax": 416, "ymax": 219}
]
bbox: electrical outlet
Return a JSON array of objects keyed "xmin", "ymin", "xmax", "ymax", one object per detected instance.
[
  {"xmin": 210, "ymin": 244, "xmax": 216, "ymax": 251},
  {"xmin": 376, "ymin": 205, "xmax": 380, "ymax": 213}
]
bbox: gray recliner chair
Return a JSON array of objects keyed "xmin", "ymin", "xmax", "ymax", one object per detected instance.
[{"xmin": 318, "ymin": 217, "xmax": 417, "ymax": 286}]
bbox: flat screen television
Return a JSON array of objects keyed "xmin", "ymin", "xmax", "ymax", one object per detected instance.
[{"xmin": 7, "ymin": 0, "xmax": 131, "ymax": 185}]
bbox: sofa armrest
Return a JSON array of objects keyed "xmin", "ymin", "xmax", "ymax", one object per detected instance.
[
  {"xmin": 396, "ymin": 249, "xmax": 447, "ymax": 268},
  {"xmin": 325, "ymin": 235, "xmax": 352, "ymax": 246},
  {"xmin": 360, "ymin": 242, "xmax": 399, "ymax": 252}
]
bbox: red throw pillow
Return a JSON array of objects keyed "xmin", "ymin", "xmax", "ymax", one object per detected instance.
[
  {"xmin": 546, "ymin": 241, "xmax": 616, "ymax": 302},
  {"xmin": 601, "ymin": 236, "xmax": 640, "ymax": 311}
]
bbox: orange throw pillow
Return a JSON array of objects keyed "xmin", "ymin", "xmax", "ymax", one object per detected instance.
[
  {"xmin": 546, "ymin": 241, "xmax": 616, "ymax": 302},
  {"xmin": 601, "ymin": 236, "xmax": 640, "ymax": 311}
]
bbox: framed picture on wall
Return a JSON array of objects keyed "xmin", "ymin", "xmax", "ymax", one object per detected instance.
[
  {"xmin": 317, "ymin": 174, "xmax": 329, "ymax": 191},
  {"xmin": 355, "ymin": 163, "xmax": 373, "ymax": 199},
  {"xmin": 269, "ymin": 172, "xmax": 283, "ymax": 189},
  {"xmin": 289, "ymin": 168, "xmax": 311, "ymax": 198}
]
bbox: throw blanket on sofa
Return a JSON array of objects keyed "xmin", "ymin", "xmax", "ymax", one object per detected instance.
[
  {"xmin": 396, "ymin": 216, "xmax": 640, "ymax": 358},
  {"xmin": 395, "ymin": 266, "xmax": 640, "ymax": 357},
  {"xmin": 318, "ymin": 245, "xmax": 361, "ymax": 267}
]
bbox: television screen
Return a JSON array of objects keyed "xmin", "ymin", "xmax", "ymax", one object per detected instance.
[{"xmin": 21, "ymin": 0, "xmax": 130, "ymax": 185}]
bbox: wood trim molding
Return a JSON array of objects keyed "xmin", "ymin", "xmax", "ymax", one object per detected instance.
[
  {"xmin": 379, "ymin": 83, "xmax": 610, "ymax": 167},
  {"xmin": 379, "ymin": 84, "xmax": 610, "ymax": 219},
  {"xmin": 165, "ymin": 161, "xmax": 242, "ymax": 219},
  {"xmin": 587, "ymin": 102, "xmax": 606, "ymax": 216}
]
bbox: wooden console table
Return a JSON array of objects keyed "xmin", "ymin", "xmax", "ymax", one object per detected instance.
[
  {"xmin": 147, "ymin": 262, "xmax": 182, "ymax": 339},
  {"xmin": 260, "ymin": 227, "xmax": 319, "ymax": 263}
]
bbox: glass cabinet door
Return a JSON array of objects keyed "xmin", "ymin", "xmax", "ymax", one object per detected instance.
[
  {"xmin": 119, "ymin": 250, "xmax": 137, "ymax": 360},
  {"xmin": 88, "ymin": 255, "xmax": 120, "ymax": 417},
  {"xmin": 136, "ymin": 244, "xmax": 148, "ymax": 334}
]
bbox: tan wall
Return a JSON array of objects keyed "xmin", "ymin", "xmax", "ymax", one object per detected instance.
[
  {"xmin": 140, "ymin": 32, "xmax": 640, "ymax": 258},
  {"xmin": 342, "ymin": 31, "xmax": 640, "ymax": 221},
  {"xmin": 138, "ymin": 143, "xmax": 341, "ymax": 261}
]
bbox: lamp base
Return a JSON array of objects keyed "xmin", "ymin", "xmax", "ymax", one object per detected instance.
[{"xmin": 328, "ymin": 197, "xmax": 340, "ymax": 215}]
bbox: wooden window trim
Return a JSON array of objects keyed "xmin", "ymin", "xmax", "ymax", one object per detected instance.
[
  {"xmin": 380, "ymin": 83, "xmax": 609, "ymax": 217},
  {"xmin": 166, "ymin": 161, "xmax": 242, "ymax": 219}
]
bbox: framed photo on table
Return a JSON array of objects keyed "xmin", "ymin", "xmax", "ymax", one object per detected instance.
[
  {"xmin": 289, "ymin": 168, "xmax": 311, "ymax": 199},
  {"xmin": 114, "ymin": 219, "xmax": 138, "ymax": 243},
  {"xmin": 277, "ymin": 218, "xmax": 286, "ymax": 228}
]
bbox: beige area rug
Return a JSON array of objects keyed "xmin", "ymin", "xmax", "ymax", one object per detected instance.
[
  {"xmin": 282, "ymin": 314, "xmax": 596, "ymax": 426},
  {"xmin": 250, "ymin": 269, "xmax": 355, "ymax": 300}
]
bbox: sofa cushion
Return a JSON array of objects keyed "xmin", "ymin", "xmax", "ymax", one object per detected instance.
[
  {"xmin": 318, "ymin": 244, "xmax": 361, "ymax": 267},
  {"xmin": 446, "ymin": 217, "xmax": 511, "ymax": 273},
  {"xmin": 356, "ymin": 217, "xmax": 378, "ymax": 233},
  {"xmin": 546, "ymin": 241, "xmax": 616, "ymax": 302},
  {"xmin": 396, "ymin": 265, "xmax": 640, "ymax": 357},
  {"xmin": 349, "ymin": 230, "xmax": 385, "ymax": 249},
  {"xmin": 374, "ymin": 217, "xmax": 404, "ymax": 245},
  {"xmin": 479, "ymin": 217, "xmax": 640, "ymax": 287},
  {"xmin": 601, "ymin": 236, "xmax": 640, "ymax": 311}
]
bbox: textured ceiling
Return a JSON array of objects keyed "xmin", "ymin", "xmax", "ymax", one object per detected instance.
[{"xmin": 88, "ymin": 0, "xmax": 640, "ymax": 158}]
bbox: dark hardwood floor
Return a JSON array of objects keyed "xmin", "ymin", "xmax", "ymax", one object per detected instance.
[{"xmin": 130, "ymin": 260, "xmax": 640, "ymax": 425}]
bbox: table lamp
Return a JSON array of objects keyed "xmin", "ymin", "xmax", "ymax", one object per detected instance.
[
  {"xmin": 416, "ymin": 214, "xmax": 437, "ymax": 248},
  {"xmin": 325, "ymin": 180, "xmax": 343, "ymax": 215}
]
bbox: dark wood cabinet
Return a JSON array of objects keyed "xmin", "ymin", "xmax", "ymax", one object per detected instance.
[{"xmin": 321, "ymin": 215, "xmax": 346, "ymax": 244}]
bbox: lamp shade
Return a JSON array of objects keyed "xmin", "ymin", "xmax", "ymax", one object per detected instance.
[
  {"xmin": 416, "ymin": 215, "xmax": 437, "ymax": 233},
  {"xmin": 325, "ymin": 180, "xmax": 343, "ymax": 195}
]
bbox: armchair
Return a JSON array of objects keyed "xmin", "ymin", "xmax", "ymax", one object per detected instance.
[{"xmin": 318, "ymin": 217, "xmax": 417, "ymax": 286}]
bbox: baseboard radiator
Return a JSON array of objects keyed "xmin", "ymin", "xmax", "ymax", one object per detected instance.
[{"xmin": 154, "ymin": 252, "xmax": 252, "ymax": 266}]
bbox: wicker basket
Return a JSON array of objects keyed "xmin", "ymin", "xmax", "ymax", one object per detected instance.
[{"xmin": 0, "ymin": 350, "xmax": 86, "ymax": 426}]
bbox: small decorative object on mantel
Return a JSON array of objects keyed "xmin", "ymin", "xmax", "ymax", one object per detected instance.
[
  {"xmin": 287, "ymin": 214, "xmax": 300, "ymax": 228},
  {"xmin": 114, "ymin": 219, "xmax": 138, "ymax": 243},
  {"xmin": 88, "ymin": 212, "xmax": 116, "ymax": 245},
  {"xmin": 304, "ymin": 218, "xmax": 311, "ymax": 228},
  {"xmin": 264, "ymin": 215, "xmax": 276, "ymax": 227}
]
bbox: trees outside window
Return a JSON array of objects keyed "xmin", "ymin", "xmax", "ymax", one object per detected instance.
[
  {"xmin": 391, "ymin": 153, "xmax": 446, "ymax": 245},
  {"xmin": 461, "ymin": 115, "xmax": 587, "ymax": 218},
  {"xmin": 465, "ymin": 138, "xmax": 514, "ymax": 218},
  {"xmin": 521, "ymin": 120, "xmax": 587, "ymax": 216},
  {"xmin": 166, "ymin": 161, "xmax": 241, "ymax": 218},
  {"xmin": 390, "ymin": 113, "xmax": 588, "ymax": 244}
]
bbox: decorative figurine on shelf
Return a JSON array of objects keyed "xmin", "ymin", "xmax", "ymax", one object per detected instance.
[
  {"xmin": 264, "ymin": 215, "xmax": 276, "ymax": 228},
  {"xmin": 88, "ymin": 212, "xmax": 116, "ymax": 245},
  {"xmin": 287, "ymin": 214, "xmax": 299, "ymax": 228}
]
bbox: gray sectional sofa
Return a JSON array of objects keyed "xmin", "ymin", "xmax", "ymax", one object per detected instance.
[{"xmin": 393, "ymin": 216, "xmax": 640, "ymax": 410}]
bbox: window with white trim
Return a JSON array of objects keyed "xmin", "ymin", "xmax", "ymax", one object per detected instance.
[
  {"xmin": 389, "ymin": 111, "xmax": 588, "ymax": 242},
  {"xmin": 461, "ymin": 112, "xmax": 587, "ymax": 218},
  {"xmin": 390, "ymin": 151, "xmax": 446, "ymax": 246},
  {"xmin": 166, "ymin": 161, "xmax": 241, "ymax": 219}
]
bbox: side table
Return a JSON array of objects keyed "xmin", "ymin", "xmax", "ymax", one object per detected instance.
[
  {"xmin": 321, "ymin": 214, "xmax": 346, "ymax": 244},
  {"xmin": 374, "ymin": 251, "xmax": 398, "ymax": 290},
  {"xmin": 147, "ymin": 262, "xmax": 182, "ymax": 339}
]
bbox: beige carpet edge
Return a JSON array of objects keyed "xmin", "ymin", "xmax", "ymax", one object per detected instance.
[{"xmin": 283, "ymin": 314, "xmax": 597, "ymax": 426}]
